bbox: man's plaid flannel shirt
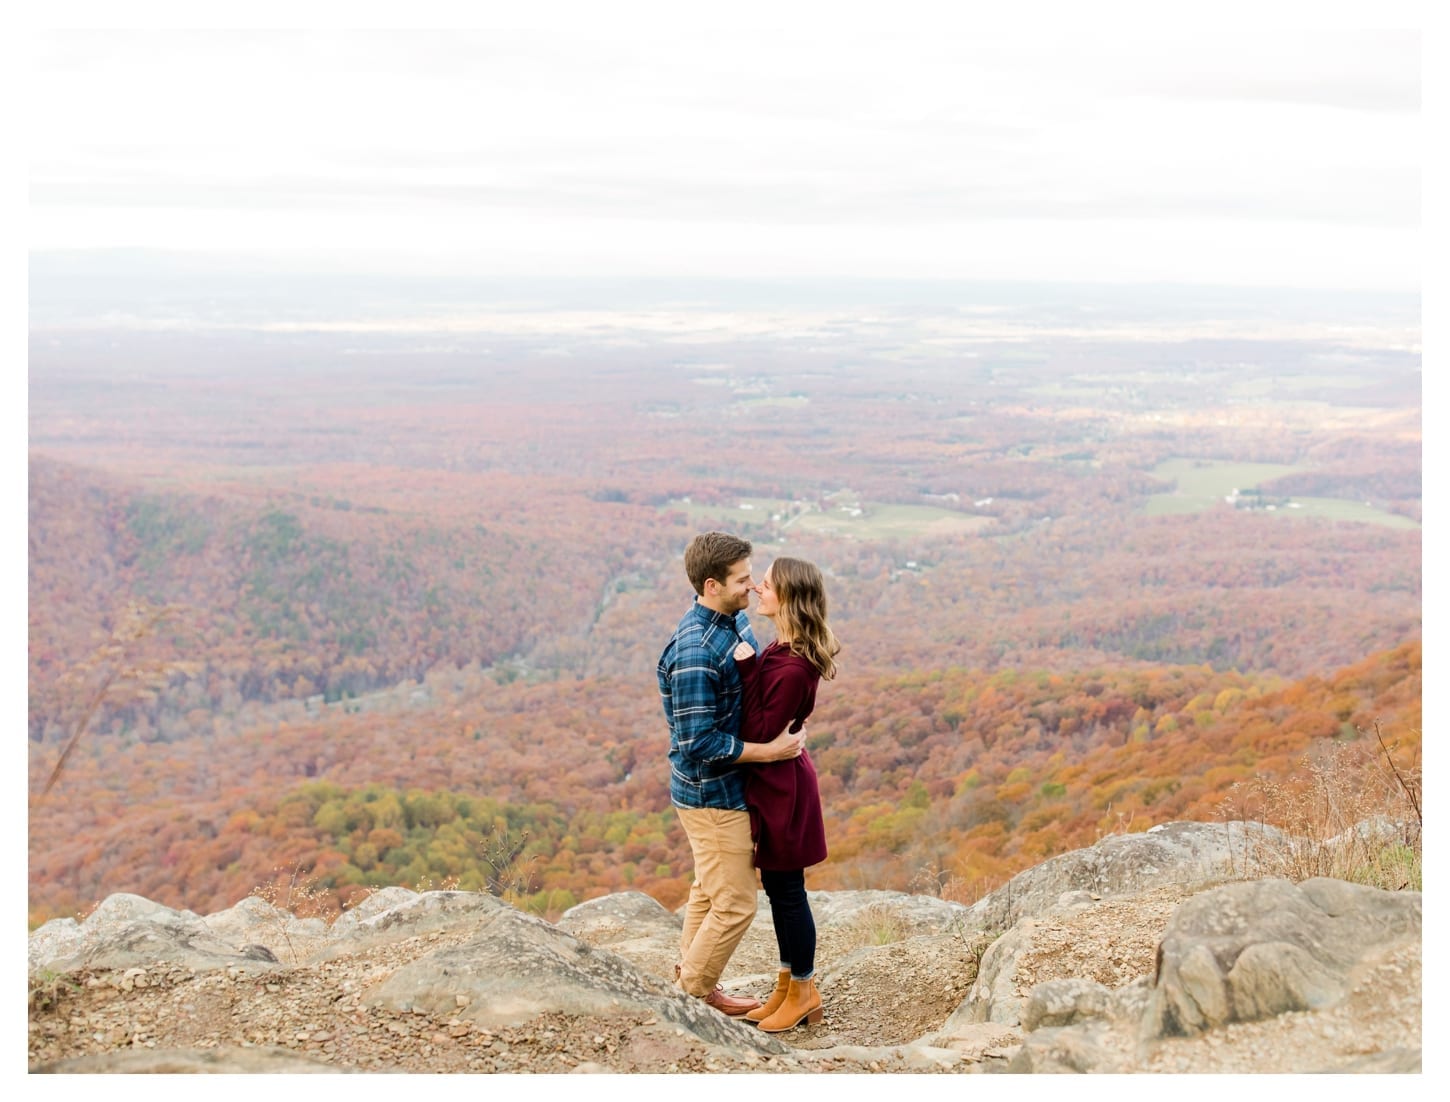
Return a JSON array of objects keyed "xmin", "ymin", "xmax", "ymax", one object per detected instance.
[{"xmin": 658, "ymin": 599, "xmax": 761, "ymax": 809}]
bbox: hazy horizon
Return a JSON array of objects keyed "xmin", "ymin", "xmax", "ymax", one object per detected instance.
[{"xmin": 28, "ymin": 248, "xmax": 1422, "ymax": 341}]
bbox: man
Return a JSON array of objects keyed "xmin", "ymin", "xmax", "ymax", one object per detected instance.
[{"xmin": 658, "ymin": 531, "xmax": 806, "ymax": 1016}]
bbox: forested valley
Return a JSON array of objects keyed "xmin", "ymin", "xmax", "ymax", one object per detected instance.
[{"xmin": 27, "ymin": 287, "xmax": 1421, "ymax": 924}]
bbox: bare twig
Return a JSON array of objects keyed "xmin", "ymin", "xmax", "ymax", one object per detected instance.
[
  {"xmin": 39, "ymin": 602, "xmax": 181, "ymax": 797},
  {"xmin": 1373, "ymin": 720, "xmax": 1422, "ymax": 824}
]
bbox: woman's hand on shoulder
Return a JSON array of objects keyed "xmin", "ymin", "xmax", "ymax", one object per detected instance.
[{"xmin": 733, "ymin": 641, "xmax": 755, "ymax": 661}]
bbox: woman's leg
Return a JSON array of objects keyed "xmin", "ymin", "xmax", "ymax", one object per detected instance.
[{"xmin": 759, "ymin": 867, "xmax": 815, "ymax": 978}]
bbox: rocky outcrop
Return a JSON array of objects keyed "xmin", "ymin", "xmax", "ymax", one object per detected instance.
[
  {"xmin": 28, "ymin": 822, "xmax": 1421, "ymax": 1074},
  {"xmin": 1003, "ymin": 877, "xmax": 1423, "ymax": 1074},
  {"xmin": 960, "ymin": 882, "xmax": 1191, "ymax": 1027},
  {"xmin": 1145, "ymin": 876, "xmax": 1422, "ymax": 1036},
  {"xmin": 29, "ymin": 892, "xmax": 288, "ymax": 975}
]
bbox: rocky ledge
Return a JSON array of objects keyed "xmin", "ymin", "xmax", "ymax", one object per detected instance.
[{"xmin": 28, "ymin": 821, "xmax": 1421, "ymax": 1074}]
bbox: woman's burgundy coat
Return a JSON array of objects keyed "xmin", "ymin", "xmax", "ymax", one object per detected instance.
[{"xmin": 735, "ymin": 642, "xmax": 828, "ymax": 870}]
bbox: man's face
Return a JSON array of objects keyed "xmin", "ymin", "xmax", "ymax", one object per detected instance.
[{"xmin": 706, "ymin": 558, "xmax": 754, "ymax": 613}]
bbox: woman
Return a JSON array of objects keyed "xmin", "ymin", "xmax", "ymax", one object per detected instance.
[{"xmin": 732, "ymin": 556, "xmax": 841, "ymax": 1032}]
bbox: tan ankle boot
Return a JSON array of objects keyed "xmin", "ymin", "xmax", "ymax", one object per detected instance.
[
  {"xmin": 746, "ymin": 969, "xmax": 791, "ymax": 1024},
  {"xmin": 757, "ymin": 976, "xmax": 822, "ymax": 1032}
]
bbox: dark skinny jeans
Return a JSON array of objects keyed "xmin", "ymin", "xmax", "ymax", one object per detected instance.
[{"xmin": 759, "ymin": 867, "xmax": 815, "ymax": 979}]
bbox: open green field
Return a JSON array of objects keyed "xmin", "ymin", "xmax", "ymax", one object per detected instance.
[
  {"xmin": 791, "ymin": 503, "xmax": 992, "ymax": 539},
  {"xmin": 1276, "ymin": 497, "xmax": 1419, "ymax": 529},
  {"xmin": 1144, "ymin": 459, "xmax": 1418, "ymax": 529},
  {"xmin": 1145, "ymin": 459, "xmax": 1305, "ymax": 515}
]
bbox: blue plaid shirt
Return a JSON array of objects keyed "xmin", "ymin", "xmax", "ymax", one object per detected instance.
[{"xmin": 658, "ymin": 599, "xmax": 760, "ymax": 810}]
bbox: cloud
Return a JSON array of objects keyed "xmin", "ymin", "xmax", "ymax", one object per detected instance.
[{"xmin": 27, "ymin": 27, "xmax": 1421, "ymax": 289}]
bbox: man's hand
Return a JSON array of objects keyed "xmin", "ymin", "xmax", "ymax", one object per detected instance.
[{"xmin": 736, "ymin": 725, "xmax": 805, "ymax": 763}]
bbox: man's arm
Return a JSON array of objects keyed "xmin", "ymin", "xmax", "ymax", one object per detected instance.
[{"xmin": 668, "ymin": 640, "xmax": 745, "ymax": 763}]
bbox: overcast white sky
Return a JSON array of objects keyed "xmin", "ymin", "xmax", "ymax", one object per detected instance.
[{"xmin": 27, "ymin": 19, "xmax": 1423, "ymax": 292}]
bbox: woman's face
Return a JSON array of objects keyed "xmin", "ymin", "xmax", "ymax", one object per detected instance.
[{"xmin": 755, "ymin": 567, "xmax": 781, "ymax": 618}]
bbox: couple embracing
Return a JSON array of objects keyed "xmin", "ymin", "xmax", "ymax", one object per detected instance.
[{"xmin": 656, "ymin": 531, "xmax": 840, "ymax": 1033}]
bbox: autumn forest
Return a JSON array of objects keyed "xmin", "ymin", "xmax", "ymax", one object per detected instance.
[{"xmin": 27, "ymin": 273, "xmax": 1422, "ymax": 925}]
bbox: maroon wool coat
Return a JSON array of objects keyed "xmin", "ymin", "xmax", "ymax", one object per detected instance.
[{"xmin": 735, "ymin": 642, "xmax": 828, "ymax": 870}]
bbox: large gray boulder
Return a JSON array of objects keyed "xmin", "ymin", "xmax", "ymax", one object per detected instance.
[
  {"xmin": 305, "ymin": 890, "xmax": 506, "ymax": 961},
  {"xmin": 559, "ymin": 890, "xmax": 678, "ymax": 932},
  {"xmin": 327, "ymin": 886, "xmax": 423, "ymax": 931},
  {"xmin": 963, "ymin": 821, "xmax": 1282, "ymax": 931},
  {"xmin": 1145, "ymin": 877, "xmax": 1421, "ymax": 1037},
  {"xmin": 30, "ymin": 893, "xmax": 196, "ymax": 973},
  {"xmin": 1002, "ymin": 876, "xmax": 1422, "ymax": 1073},
  {"xmin": 555, "ymin": 891, "xmax": 683, "ymax": 986}
]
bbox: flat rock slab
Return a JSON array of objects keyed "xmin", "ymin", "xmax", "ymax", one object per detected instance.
[{"xmin": 364, "ymin": 902, "xmax": 790, "ymax": 1056}]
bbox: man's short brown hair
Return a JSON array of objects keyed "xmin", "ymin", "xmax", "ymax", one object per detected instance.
[{"xmin": 684, "ymin": 531, "xmax": 753, "ymax": 595}]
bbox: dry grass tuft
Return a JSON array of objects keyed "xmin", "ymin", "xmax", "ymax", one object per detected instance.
[
  {"xmin": 907, "ymin": 863, "xmax": 1003, "ymax": 907},
  {"xmin": 248, "ymin": 866, "xmax": 344, "ymax": 963},
  {"xmin": 1217, "ymin": 722, "xmax": 1421, "ymax": 891},
  {"xmin": 840, "ymin": 902, "xmax": 910, "ymax": 950},
  {"xmin": 28, "ymin": 970, "xmax": 80, "ymax": 1014}
]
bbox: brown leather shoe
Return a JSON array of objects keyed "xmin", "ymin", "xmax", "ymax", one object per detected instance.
[{"xmin": 701, "ymin": 985, "xmax": 762, "ymax": 1017}]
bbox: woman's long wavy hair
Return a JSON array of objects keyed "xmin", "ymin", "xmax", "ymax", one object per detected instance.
[{"xmin": 768, "ymin": 557, "xmax": 841, "ymax": 680}]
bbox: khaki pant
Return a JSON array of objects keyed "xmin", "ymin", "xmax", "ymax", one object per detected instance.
[{"xmin": 675, "ymin": 806, "xmax": 758, "ymax": 997}]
